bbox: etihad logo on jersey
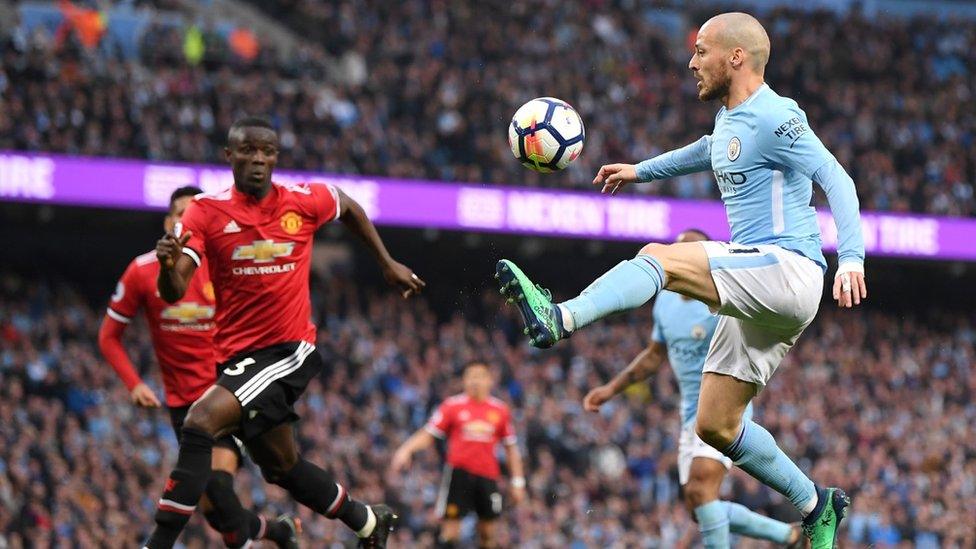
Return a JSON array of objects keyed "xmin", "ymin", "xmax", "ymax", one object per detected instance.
[
  {"xmin": 160, "ymin": 302, "xmax": 215, "ymax": 330},
  {"xmin": 714, "ymin": 170, "xmax": 746, "ymax": 195},
  {"xmin": 232, "ymin": 240, "xmax": 295, "ymax": 263},
  {"xmin": 280, "ymin": 211, "xmax": 303, "ymax": 235}
]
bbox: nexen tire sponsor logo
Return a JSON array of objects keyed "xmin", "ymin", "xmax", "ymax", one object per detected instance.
[{"xmin": 233, "ymin": 262, "xmax": 297, "ymax": 276}]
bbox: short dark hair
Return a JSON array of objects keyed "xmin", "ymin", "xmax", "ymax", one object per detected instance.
[
  {"xmin": 228, "ymin": 116, "xmax": 275, "ymax": 142},
  {"xmin": 462, "ymin": 360, "xmax": 491, "ymax": 374},
  {"xmin": 681, "ymin": 228, "xmax": 710, "ymax": 240},
  {"xmin": 169, "ymin": 185, "xmax": 202, "ymax": 211}
]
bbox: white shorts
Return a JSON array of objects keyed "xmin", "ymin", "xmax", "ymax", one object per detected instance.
[
  {"xmin": 700, "ymin": 242, "xmax": 823, "ymax": 389},
  {"xmin": 678, "ymin": 422, "xmax": 731, "ymax": 485}
]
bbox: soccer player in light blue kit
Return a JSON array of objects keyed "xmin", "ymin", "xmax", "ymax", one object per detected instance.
[
  {"xmin": 496, "ymin": 12, "xmax": 866, "ymax": 549},
  {"xmin": 582, "ymin": 229, "xmax": 804, "ymax": 548}
]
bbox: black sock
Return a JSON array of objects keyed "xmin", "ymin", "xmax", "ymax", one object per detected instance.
[
  {"xmin": 273, "ymin": 458, "xmax": 369, "ymax": 531},
  {"xmin": 145, "ymin": 428, "xmax": 214, "ymax": 549},
  {"xmin": 202, "ymin": 470, "xmax": 263, "ymax": 548}
]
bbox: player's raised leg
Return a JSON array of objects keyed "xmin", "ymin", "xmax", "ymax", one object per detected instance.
[
  {"xmin": 497, "ymin": 240, "xmax": 718, "ymax": 348},
  {"xmin": 247, "ymin": 422, "xmax": 397, "ymax": 548},
  {"xmin": 203, "ymin": 446, "xmax": 301, "ymax": 548},
  {"xmin": 697, "ymin": 372, "xmax": 848, "ymax": 549},
  {"xmin": 145, "ymin": 386, "xmax": 242, "ymax": 548}
]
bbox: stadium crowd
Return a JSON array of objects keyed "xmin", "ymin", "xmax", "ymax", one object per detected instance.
[
  {"xmin": 0, "ymin": 2, "xmax": 974, "ymax": 216},
  {"xmin": 0, "ymin": 268, "xmax": 973, "ymax": 547}
]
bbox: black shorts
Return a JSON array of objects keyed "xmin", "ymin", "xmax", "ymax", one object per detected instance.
[
  {"xmin": 216, "ymin": 340, "xmax": 321, "ymax": 442},
  {"xmin": 168, "ymin": 405, "xmax": 242, "ymax": 460},
  {"xmin": 436, "ymin": 466, "xmax": 503, "ymax": 520}
]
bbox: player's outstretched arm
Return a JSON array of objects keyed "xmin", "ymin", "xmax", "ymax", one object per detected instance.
[
  {"xmin": 594, "ymin": 135, "xmax": 712, "ymax": 195},
  {"xmin": 812, "ymin": 160, "xmax": 867, "ymax": 308},
  {"xmin": 156, "ymin": 231, "xmax": 197, "ymax": 303},
  {"xmin": 335, "ymin": 188, "xmax": 425, "ymax": 299},
  {"xmin": 390, "ymin": 428, "xmax": 437, "ymax": 473},
  {"xmin": 583, "ymin": 341, "xmax": 666, "ymax": 412}
]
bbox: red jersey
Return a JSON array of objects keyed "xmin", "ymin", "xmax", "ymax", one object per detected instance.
[
  {"xmin": 105, "ymin": 251, "xmax": 217, "ymax": 407},
  {"xmin": 425, "ymin": 394, "xmax": 517, "ymax": 480},
  {"xmin": 177, "ymin": 182, "xmax": 339, "ymax": 362}
]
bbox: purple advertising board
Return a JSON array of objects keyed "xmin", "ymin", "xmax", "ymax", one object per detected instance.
[{"xmin": 1, "ymin": 151, "xmax": 973, "ymax": 261}]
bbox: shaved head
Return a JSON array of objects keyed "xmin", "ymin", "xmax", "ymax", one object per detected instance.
[{"xmin": 700, "ymin": 12, "xmax": 770, "ymax": 72}]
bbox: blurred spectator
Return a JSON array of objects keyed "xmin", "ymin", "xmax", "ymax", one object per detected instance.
[
  {"xmin": 0, "ymin": 269, "xmax": 973, "ymax": 546},
  {"xmin": 0, "ymin": 2, "xmax": 974, "ymax": 216}
]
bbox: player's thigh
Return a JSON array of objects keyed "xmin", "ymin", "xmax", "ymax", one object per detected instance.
[
  {"xmin": 703, "ymin": 314, "xmax": 799, "ymax": 391},
  {"xmin": 245, "ymin": 422, "xmax": 299, "ymax": 479},
  {"xmin": 639, "ymin": 241, "xmax": 720, "ymax": 308},
  {"xmin": 184, "ymin": 385, "xmax": 243, "ymax": 438},
  {"xmin": 473, "ymin": 476, "xmax": 503, "ymax": 521},
  {"xmin": 696, "ymin": 372, "xmax": 755, "ymax": 447}
]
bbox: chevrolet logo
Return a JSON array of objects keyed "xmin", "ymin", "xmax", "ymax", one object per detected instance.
[
  {"xmin": 231, "ymin": 240, "xmax": 295, "ymax": 263},
  {"xmin": 161, "ymin": 302, "xmax": 215, "ymax": 323}
]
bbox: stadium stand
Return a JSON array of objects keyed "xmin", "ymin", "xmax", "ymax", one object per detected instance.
[{"xmin": 0, "ymin": 2, "xmax": 972, "ymax": 215}]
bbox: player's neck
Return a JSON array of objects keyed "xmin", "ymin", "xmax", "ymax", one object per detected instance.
[
  {"xmin": 466, "ymin": 392, "xmax": 487, "ymax": 402},
  {"xmin": 723, "ymin": 77, "xmax": 765, "ymax": 110},
  {"xmin": 234, "ymin": 181, "xmax": 272, "ymax": 200}
]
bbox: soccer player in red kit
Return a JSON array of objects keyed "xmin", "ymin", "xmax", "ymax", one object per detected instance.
[
  {"xmin": 98, "ymin": 186, "xmax": 300, "ymax": 548},
  {"xmin": 144, "ymin": 116, "xmax": 425, "ymax": 549},
  {"xmin": 391, "ymin": 361, "xmax": 526, "ymax": 549}
]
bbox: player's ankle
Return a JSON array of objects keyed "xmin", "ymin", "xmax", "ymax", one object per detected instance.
[
  {"xmin": 557, "ymin": 304, "xmax": 575, "ymax": 333},
  {"xmin": 355, "ymin": 505, "xmax": 377, "ymax": 538}
]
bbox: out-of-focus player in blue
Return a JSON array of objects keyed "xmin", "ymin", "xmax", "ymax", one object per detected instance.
[
  {"xmin": 583, "ymin": 229, "xmax": 804, "ymax": 548},
  {"xmin": 496, "ymin": 12, "xmax": 865, "ymax": 549}
]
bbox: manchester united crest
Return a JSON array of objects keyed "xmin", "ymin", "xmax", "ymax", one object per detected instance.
[{"xmin": 280, "ymin": 211, "xmax": 303, "ymax": 235}]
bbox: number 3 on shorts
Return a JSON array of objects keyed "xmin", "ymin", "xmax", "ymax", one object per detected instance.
[{"xmin": 224, "ymin": 357, "xmax": 255, "ymax": 376}]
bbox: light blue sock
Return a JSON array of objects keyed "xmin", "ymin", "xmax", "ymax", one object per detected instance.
[
  {"xmin": 559, "ymin": 255, "xmax": 665, "ymax": 331},
  {"xmin": 723, "ymin": 421, "xmax": 818, "ymax": 515},
  {"xmin": 726, "ymin": 501, "xmax": 793, "ymax": 543},
  {"xmin": 694, "ymin": 501, "xmax": 730, "ymax": 548}
]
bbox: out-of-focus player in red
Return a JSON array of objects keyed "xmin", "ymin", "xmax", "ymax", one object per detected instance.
[
  {"xmin": 391, "ymin": 361, "xmax": 526, "ymax": 549},
  {"xmin": 98, "ymin": 186, "xmax": 300, "ymax": 548},
  {"xmin": 144, "ymin": 116, "xmax": 425, "ymax": 549}
]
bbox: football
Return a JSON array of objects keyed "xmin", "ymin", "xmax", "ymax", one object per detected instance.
[{"xmin": 508, "ymin": 97, "xmax": 585, "ymax": 173}]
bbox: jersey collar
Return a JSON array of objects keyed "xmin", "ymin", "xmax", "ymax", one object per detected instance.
[{"xmin": 231, "ymin": 181, "xmax": 279, "ymax": 208}]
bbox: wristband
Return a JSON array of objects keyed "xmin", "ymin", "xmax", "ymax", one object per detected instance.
[{"xmin": 511, "ymin": 477, "xmax": 526, "ymax": 489}]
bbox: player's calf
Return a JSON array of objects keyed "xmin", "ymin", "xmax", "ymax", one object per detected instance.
[{"xmin": 145, "ymin": 428, "xmax": 215, "ymax": 549}]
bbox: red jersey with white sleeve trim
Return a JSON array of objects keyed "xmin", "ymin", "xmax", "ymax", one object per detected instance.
[
  {"xmin": 176, "ymin": 182, "xmax": 339, "ymax": 363},
  {"xmin": 107, "ymin": 251, "xmax": 216, "ymax": 407},
  {"xmin": 425, "ymin": 394, "xmax": 517, "ymax": 480}
]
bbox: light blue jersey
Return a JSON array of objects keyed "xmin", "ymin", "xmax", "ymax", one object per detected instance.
[
  {"xmin": 651, "ymin": 291, "xmax": 752, "ymax": 426},
  {"xmin": 637, "ymin": 84, "xmax": 865, "ymax": 271}
]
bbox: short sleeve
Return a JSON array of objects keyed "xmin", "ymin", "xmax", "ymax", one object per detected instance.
[
  {"xmin": 175, "ymin": 199, "xmax": 207, "ymax": 266},
  {"xmin": 424, "ymin": 403, "xmax": 451, "ymax": 439},
  {"xmin": 499, "ymin": 407, "xmax": 517, "ymax": 446},
  {"xmin": 311, "ymin": 183, "xmax": 340, "ymax": 228},
  {"xmin": 107, "ymin": 260, "xmax": 143, "ymax": 323},
  {"xmin": 650, "ymin": 300, "xmax": 664, "ymax": 344},
  {"xmin": 759, "ymin": 105, "xmax": 833, "ymax": 179}
]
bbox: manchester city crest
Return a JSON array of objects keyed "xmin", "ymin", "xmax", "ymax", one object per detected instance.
[
  {"xmin": 691, "ymin": 325, "xmax": 706, "ymax": 340},
  {"xmin": 727, "ymin": 137, "xmax": 741, "ymax": 161}
]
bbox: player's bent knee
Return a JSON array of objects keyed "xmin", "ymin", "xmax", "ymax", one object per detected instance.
[
  {"xmin": 260, "ymin": 460, "xmax": 296, "ymax": 485},
  {"xmin": 637, "ymin": 242, "xmax": 669, "ymax": 260},
  {"xmin": 683, "ymin": 482, "xmax": 713, "ymax": 509},
  {"xmin": 695, "ymin": 422, "xmax": 739, "ymax": 451}
]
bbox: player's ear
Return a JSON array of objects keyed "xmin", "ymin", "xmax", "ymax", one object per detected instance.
[{"xmin": 730, "ymin": 47, "xmax": 744, "ymax": 69}]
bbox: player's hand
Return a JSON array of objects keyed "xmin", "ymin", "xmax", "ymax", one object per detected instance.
[
  {"xmin": 130, "ymin": 383, "xmax": 162, "ymax": 408},
  {"xmin": 510, "ymin": 485, "xmax": 527, "ymax": 507},
  {"xmin": 593, "ymin": 164, "xmax": 638, "ymax": 195},
  {"xmin": 832, "ymin": 265, "xmax": 867, "ymax": 308},
  {"xmin": 383, "ymin": 260, "xmax": 426, "ymax": 299},
  {"xmin": 583, "ymin": 385, "xmax": 615, "ymax": 412},
  {"xmin": 156, "ymin": 231, "xmax": 192, "ymax": 270},
  {"xmin": 390, "ymin": 447, "xmax": 412, "ymax": 473}
]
